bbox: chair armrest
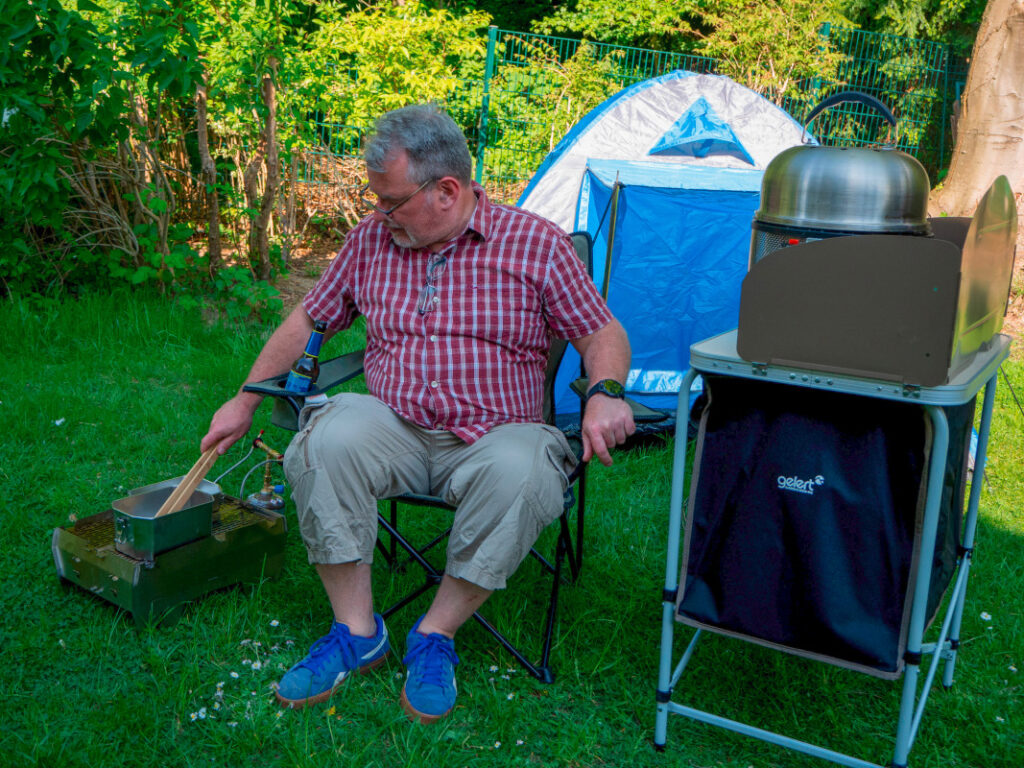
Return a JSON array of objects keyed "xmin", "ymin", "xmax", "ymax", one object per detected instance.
[
  {"xmin": 570, "ymin": 377, "xmax": 668, "ymax": 424},
  {"xmin": 242, "ymin": 350, "xmax": 366, "ymax": 431}
]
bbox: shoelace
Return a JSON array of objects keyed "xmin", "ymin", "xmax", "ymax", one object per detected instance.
[
  {"xmin": 404, "ymin": 634, "xmax": 459, "ymax": 688},
  {"xmin": 300, "ymin": 624, "xmax": 360, "ymax": 676}
]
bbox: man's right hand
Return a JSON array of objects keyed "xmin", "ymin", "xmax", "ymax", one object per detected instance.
[{"xmin": 200, "ymin": 392, "xmax": 262, "ymax": 455}]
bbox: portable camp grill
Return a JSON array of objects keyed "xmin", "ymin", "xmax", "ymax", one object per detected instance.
[
  {"xmin": 53, "ymin": 469, "xmax": 287, "ymax": 626},
  {"xmin": 654, "ymin": 168, "xmax": 1017, "ymax": 767}
]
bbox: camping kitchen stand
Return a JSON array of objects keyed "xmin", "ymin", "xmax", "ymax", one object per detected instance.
[{"xmin": 654, "ymin": 329, "xmax": 1010, "ymax": 768}]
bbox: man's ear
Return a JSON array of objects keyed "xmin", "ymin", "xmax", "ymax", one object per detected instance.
[{"xmin": 433, "ymin": 176, "xmax": 461, "ymax": 207}]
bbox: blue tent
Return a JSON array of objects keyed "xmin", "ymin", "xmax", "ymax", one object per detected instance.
[{"xmin": 517, "ymin": 71, "xmax": 812, "ymax": 417}]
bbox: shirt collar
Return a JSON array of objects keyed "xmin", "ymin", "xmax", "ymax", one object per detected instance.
[{"xmin": 464, "ymin": 182, "xmax": 491, "ymax": 242}]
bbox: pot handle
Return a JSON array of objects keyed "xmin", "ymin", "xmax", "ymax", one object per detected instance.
[
  {"xmin": 806, "ymin": 91, "xmax": 896, "ymax": 127},
  {"xmin": 802, "ymin": 91, "xmax": 897, "ymax": 144}
]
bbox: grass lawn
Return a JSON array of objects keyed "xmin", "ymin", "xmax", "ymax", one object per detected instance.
[{"xmin": 1, "ymin": 291, "xmax": 1020, "ymax": 768}]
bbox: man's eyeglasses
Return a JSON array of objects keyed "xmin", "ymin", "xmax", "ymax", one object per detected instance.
[
  {"xmin": 417, "ymin": 255, "xmax": 447, "ymax": 314},
  {"xmin": 360, "ymin": 178, "xmax": 434, "ymax": 217}
]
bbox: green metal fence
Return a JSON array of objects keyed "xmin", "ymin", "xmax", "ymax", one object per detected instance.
[{"xmin": 303, "ymin": 24, "xmax": 970, "ymax": 200}]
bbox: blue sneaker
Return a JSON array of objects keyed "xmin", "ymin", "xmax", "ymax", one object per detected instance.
[
  {"xmin": 400, "ymin": 616, "xmax": 460, "ymax": 723},
  {"xmin": 275, "ymin": 614, "xmax": 390, "ymax": 709}
]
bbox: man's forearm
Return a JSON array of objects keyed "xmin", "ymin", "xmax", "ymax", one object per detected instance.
[{"xmin": 575, "ymin": 319, "xmax": 631, "ymax": 386}]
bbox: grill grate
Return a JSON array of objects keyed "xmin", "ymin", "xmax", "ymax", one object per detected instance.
[
  {"xmin": 214, "ymin": 500, "xmax": 270, "ymax": 534},
  {"xmin": 751, "ymin": 228, "xmax": 793, "ymax": 263}
]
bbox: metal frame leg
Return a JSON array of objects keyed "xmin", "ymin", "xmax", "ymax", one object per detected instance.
[
  {"xmin": 892, "ymin": 404, "xmax": 949, "ymax": 766},
  {"xmin": 943, "ymin": 373, "xmax": 997, "ymax": 688},
  {"xmin": 654, "ymin": 370, "xmax": 698, "ymax": 750}
]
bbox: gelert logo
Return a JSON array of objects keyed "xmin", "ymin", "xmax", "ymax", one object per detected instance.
[{"xmin": 777, "ymin": 474, "xmax": 825, "ymax": 495}]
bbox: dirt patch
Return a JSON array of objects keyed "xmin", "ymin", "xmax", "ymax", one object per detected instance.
[{"xmin": 276, "ymin": 234, "xmax": 340, "ymax": 314}]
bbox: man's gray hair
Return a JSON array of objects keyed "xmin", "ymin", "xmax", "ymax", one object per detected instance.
[{"xmin": 364, "ymin": 104, "xmax": 473, "ymax": 185}]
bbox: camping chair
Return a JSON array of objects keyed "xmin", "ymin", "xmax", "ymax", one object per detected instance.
[{"xmin": 244, "ymin": 231, "xmax": 665, "ymax": 682}]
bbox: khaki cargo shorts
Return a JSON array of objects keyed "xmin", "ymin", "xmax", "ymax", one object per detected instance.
[{"xmin": 283, "ymin": 393, "xmax": 577, "ymax": 591}]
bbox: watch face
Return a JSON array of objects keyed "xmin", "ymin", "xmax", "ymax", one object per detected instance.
[
  {"xmin": 602, "ymin": 379, "xmax": 625, "ymax": 397},
  {"xmin": 592, "ymin": 379, "xmax": 625, "ymax": 398}
]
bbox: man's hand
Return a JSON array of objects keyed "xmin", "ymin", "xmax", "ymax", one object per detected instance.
[
  {"xmin": 581, "ymin": 394, "xmax": 635, "ymax": 466},
  {"xmin": 200, "ymin": 392, "xmax": 262, "ymax": 455}
]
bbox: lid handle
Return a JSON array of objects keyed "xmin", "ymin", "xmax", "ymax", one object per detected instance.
[{"xmin": 802, "ymin": 91, "xmax": 898, "ymax": 145}]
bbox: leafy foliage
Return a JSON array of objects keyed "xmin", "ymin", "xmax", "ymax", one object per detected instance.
[
  {"xmin": 533, "ymin": 0, "xmax": 847, "ymax": 103},
  {"xmin": 697, "ymin": 0, "xmax": 846, "ymax": 105},
  {"xmin": 300, "ymin": 1, "xmax": 490, "ymax": 128},
  {"xmin": 0, "ymin": 0, "xmax": 129, "ymax": 294},
  {"xmin": 840, "ymin": 0, "xmax": 987, "ymax": 57}
]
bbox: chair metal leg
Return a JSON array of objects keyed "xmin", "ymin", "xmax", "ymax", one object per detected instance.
[
  {"xmin": 575, "ymin": 470, "xmax": 587, "ymax": 575},
  {"xmin": 376, "ymin": 502, "xmax": 571, "ymax": 683},
  {"xmin": 375, "ymin": 500, "xmax": 401, "ymax": 565}
]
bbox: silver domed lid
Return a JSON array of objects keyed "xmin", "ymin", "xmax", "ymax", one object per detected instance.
[{"xmin": 756, "ymin": 144, "xmax": 931, "ymax": 235}]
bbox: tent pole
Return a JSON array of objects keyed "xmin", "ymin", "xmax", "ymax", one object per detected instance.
[{"xmin": 603, "ymin": 181, "xmax": 622, "ymax": 301}]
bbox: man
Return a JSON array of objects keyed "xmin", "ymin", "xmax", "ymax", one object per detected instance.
[{"xmin": 201, "ymin": 104, "xmax": 634, "ymax": 723}]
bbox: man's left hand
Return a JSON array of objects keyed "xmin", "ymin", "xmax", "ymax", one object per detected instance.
[{"xmin": 581, "ymin": 395, "xmax": 635, "ymax": 466}]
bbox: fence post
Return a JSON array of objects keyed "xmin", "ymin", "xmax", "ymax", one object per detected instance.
[{"xmin": 475, "ymin": 26, "xmax": 498, "ymax": 185}]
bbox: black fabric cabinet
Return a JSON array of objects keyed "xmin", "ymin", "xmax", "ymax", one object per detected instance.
[{"xmin": 677, "ymin": 374, "xmax": 975, "ymax": 678}]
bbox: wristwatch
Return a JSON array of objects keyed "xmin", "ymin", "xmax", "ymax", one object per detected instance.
[{"xmin": 585, "ymin": 379, "xmax": 626, "ymax": 404}]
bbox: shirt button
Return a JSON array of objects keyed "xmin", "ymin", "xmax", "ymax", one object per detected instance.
[
  {"xmin": 430, "ymin": 335, "xmax": 438, "ymax": 342},
  {"xmin": 432, "ymin": 296, "xmax": 440, "ymax": 304},
  {"xmin": 430, "ymin": 380, "xmax": 439, "ymax": 388}
]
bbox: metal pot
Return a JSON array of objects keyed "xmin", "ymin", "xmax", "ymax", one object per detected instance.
[{"xmin": 750, "ymin": 92, "xmax": 932, "ymax": 265}]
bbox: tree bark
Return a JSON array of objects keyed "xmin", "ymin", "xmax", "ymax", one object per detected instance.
[
  {"xmin": 195, "ymin": 69, "xmax": 222, "ymax": 273},
  {"xmin": 246, "ymin": 58, "xmax": 280, "ymax": 281},
  {"xmin": 931, "ymin": 0, "xmax": 1024, "ymax": 222}
]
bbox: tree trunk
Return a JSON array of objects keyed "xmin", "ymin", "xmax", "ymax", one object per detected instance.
[
  {"xmin": 195, "ymin": 69, "xmax": 222, "ymax": 273},
  {"xmin": 246, "ymin": 58, "xmax": 280, "ymax": 281},
  {"xmin": 931, "ymin": 0, "xmax": 1024, "ymax": 222}
]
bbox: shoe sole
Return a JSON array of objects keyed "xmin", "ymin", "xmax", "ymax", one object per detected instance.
[
  {"xmin": 399, "ymin": 685, "xmax": 452, "ymax": 724},
  {"xmin": 275, "ymin": 651, "xmax": 389, "ymax": 710}
]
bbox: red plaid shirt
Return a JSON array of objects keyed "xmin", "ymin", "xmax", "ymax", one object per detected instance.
[{"xmin": 303, "ymin": 185, "xmax": 613, "ymax": 442}]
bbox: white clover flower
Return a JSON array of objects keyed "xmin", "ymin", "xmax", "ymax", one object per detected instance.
[
  {"xmin": 1010, "ymin": 665, "xmax": 1018, "ymax": 673},
  {"xmin": 189, "ymin": 712, "xmax": 198, "ymax": 722},
  {"xmin": 216, "ymin": 681, "xmax": 225, "ymax": 689},
  {"xmin": 213, "ymin": 702, "xmax": 221, "ymax": 711},
  {"xmin": 506, "ymin": 693, "xmax": 515, "ymax": 701},
  {"xmin": 995, "ymin": 716, "xmax": 1005, "ymax": 723},
  {"xmin": 980, "ymin": 611, "xmax": 992, "ymax": 621},
  {"xmin": 242, "ymin": 659, "xmax": 252, "ymax": 666},
  {"xmin": 494, "ymin": 741, "xmax": 501, "ymax": 749},
  {"xmin": 276, "ymin": 711, "xmax": 284, "ymax": 718},
  {"xmin": 228, "ymin": 721, "xmax": 238, "ymax": 728},
  {"xmin": 270, "ymin": 619, "xmax": 280, "ymax": 627},
  {"xmin": 516, "ymin": 740, "xmax": 525, "ymax": 746},
  {"xmin": 252, "ymin": 662, "xmax": 263, "ymax": 671},
  {"xmin": 198, "ymin": 707, "xmax": 207, "ymax": 719},
  {"xmin": 489, "ymin": 665, "xmax": 499, "ymax": 672},
  {"xmin": 230, "ymin": 671, "xmax": 240, "ymax": 679}
]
